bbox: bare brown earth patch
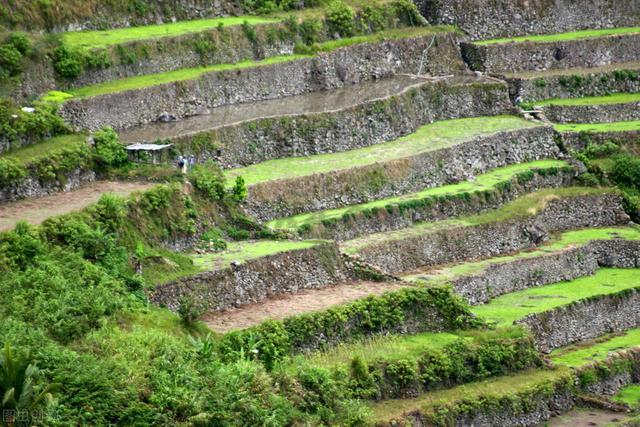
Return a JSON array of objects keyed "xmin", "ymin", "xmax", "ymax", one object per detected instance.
[
  {"xmin": 547, "ymin": 408, "xmax": 631, "ymax": 426},
  {"xmin": 0, "ymin": 181, "xmax": 154, "ymax": 231},
  {"xmin": 202, "ymin": 280, "xmax": 411, "ymax": 333}
]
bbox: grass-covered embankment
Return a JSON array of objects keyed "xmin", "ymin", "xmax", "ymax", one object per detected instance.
[
  {"xmin": 226, "ymin": 116, "xmax": 541, "ymax": 187},
  {"xmin": 475, "ymin": 26, "xmax": 640, "ymax": 46},
  {"xmin": 471, "ymin": 268, "xmax": 640, "ymax": 326},
  {"xmin": 267, "ymin": 159, "xmax": 569, "ymax": 231}
]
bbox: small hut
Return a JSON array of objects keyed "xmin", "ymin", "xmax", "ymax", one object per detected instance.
[{"xmin": 125, "ymin": 143, "xmax": 173, "ymax": 164}]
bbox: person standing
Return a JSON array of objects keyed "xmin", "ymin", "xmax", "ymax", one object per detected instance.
[
  {"xmin": 178, "ymin": 155, "xmax": 186, "ymax": 174},
  {"xmin": 189, "ymin": 156, "xmax": 196, "ymax": 171}
]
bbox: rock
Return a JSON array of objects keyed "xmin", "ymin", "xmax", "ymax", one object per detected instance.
[{"xmin": 158, "ymin": 111, "xmax": 177, "ymax": 123}]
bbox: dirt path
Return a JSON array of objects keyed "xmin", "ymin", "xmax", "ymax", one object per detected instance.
[
  {"xmin": 547, "ymin": 408, "xmax": 630, "ymax": 426},
  {"xmin": 202, "ymin": 280, "xmax": 411, "ymax": 333},
  {"xmin": 0, "ymin": 181, "xmax": 154, "ymax": 231}
]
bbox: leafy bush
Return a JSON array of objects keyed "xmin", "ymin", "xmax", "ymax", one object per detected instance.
[
  {"xmin": 5, "ymin": 32, "xmax": 31, "ymax": 55},
  {"xmin": 0, "ymin": 44, "xmax": 22, "ymax": 77},
  {"xmin": 188, "ymin": 162, "xmax": 225, "ymax": 200},
  {"xmin": 610, "ymin": 154, "xmax": 640, "ymax": 190},
  {"xmin": 299, "ymin": 18, "xmax": 324, "ymax": 45},
  {"xmin": 326, "ymin": 1, "xmax": 356, "ymax": 37},
  {"xmin": 92, "ymin": 127, "xmax": 128, "ymax": 168},
  {"xmin": 231, "ymin": 176, "xmax": 248, "ymax": 202},
  {"xmin": 52, "ymin": 45, "xmax": 84, "ymax": 79},
  {"xmin": 391, "ymin": 0, "xmax": 424, "ymax": 26}
]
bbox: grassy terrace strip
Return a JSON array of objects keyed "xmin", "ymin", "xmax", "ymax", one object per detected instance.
[
  {"xmin": 554, "ymin": 120, "xmax": 640, "ymax": 133},
  {"xmin": 369, "ymin": 367, "xmax": 570, "ymax": 423},
  {"xmin": 286, "ymin": 327, "xmax": 541, "ymax": 400},
  {"xmin": 1, "ymin": 134, "xmax": 86, "ymax": 162},
  {"xmin": 267, "ymin": 160, "xmax": 569, "ymax": 230},
  {"xmin": 189, "ymin": 239, "xmax": 326, "ymax": 271},
  {"xmin": 471, "ymin": 268, "xmax": 640, "ymax": 327},
  {"xmin": 225, "ymin": 116, "xmax": 541, "ymax": 187},
  {"xmin": 49, "ymin": 26, "xmax": 453, "ymax": 101},
  {"xmin": 474, "ymin": 26, "xmax": 640, "ymax": 46},
  {"xmin": 538, "ymin": 92, "xmax": 640, "ymax": 107},
  {"xmin": 613, "ymin": 384, "xmax": 640, "ymax": 408},
  {"xmin": 404, "ymin": 226, "xmax": 640, "ymax": 283},
  {"xmin": 217, "ymin": 286, "xmax": 479, "ymax": 368},
  {"xmin": 551, "ymin": 328, "xmax": 640, "ymax": 368},
  {"xmin": 340, "ymin": 187, "xmax": 612, "ymax": 254},
  {"xmin": 61, "ymin": 16, "xmax": 278, "ymax": 50}
]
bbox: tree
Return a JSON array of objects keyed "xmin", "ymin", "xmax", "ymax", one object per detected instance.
[{"xmin": 0, "ymin": 344, "xmax": 57, "ymax": 426}]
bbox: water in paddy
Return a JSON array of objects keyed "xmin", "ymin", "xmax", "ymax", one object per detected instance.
[{"xmin": 119, "ymin": 74, "xmax": 431, "ymax": 144}]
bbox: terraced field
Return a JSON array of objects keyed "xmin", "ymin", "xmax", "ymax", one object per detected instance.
[{"xmin": 1, "ymin": 0, "xmax": 639, "ymax": 424}]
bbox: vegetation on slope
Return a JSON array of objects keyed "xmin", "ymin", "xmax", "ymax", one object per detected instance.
[
  {"xmin": 539, "ymin": 92, "xmax": 640, "ymax": 106},
  {"xmin": 471, "ymin": 268, "xmax": 640, "ymax": 326},
  {"xmin": 475, "ymin": 26, "xmax": 640, "ymax": 45},
  {"xmin": 226, "ymin": 116, "xmax": 540, "ymax": 187}
]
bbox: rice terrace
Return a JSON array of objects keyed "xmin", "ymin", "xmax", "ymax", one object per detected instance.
[{"xmin": 1, "ymin": 0, "xmax": 640, "ymax": 425}]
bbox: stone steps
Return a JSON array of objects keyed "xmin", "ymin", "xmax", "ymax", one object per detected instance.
[
  {"xmin": 500, "ymin": 61, "xmax": 640, "ymax": 103},
  {"xmin": 461, "ymin": 27, "xmax": 640, "ymax": 74},
  {"xmin": 55, "ymin": 26, "xmax": 465, "ymax": 131},
  {"xmin": 226, "ymin": 116, "xmax": 557, "ymax": 221},
  {"xmin": 119, "ymin": 74, "xmax": 511, "ymax": 168},
  {"xmin": 404, "ymin": 226, "xmax": 640, "ymax": 305},
  {"xmin": 340, "ymin": 188, "xmax": 629, "ymax": 273},
  {"xmin": 268, "ymin": 160, "xmax": 574, "ymax": 240},
  {"xmin": 538, "ymin": 93, "xmax": 640, "ymax": 124}
]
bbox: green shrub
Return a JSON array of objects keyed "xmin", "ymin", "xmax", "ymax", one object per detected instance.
[
  {"xmin": 391, "ymin": 0, "xmax": 424, "ymax": 26},
  {"xmin": 5, "ymin": 32, "xmax": 31, "ymax": 55},
  {"xmin": 178, "ymin": 295, "xmax": 205, "ymax": 327},
  {"xmin": 188, "ymin": 162, "xmax": 225, "ymax": 200},
  {"xmin": 610, "ymin": 154, "xmax": 640, "ymax": 189},
  {"xmin": 53, "ymin": 45, "xmax": 84, "ymax": 79},
  {"xmin": 231, "ymin": 176, "xmax": 248, "ymax": 202},
  {"xmin": 0, "ymin": 158, "xmax": 27, "ymax": 187},
  {"xmin": 299, "ymin": 18, "xmax": 323, "ymax": 45},
  {"xmin": 0, "ymin": 44, "xmax": 22, "ymax": 77},
  {"xmin": 92, "ymin": 127, "xmax": 128, "ymax": 168},
  {"xmin": 360, "ymin": 4, "xmax": 388, "ymax": 33},
  {"xmin": 326, "ymin": 1, "xmax": 356, "ymax": 37}
]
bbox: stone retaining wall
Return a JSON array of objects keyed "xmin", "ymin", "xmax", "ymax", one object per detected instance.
[
  {"xmin": 518, "ymin": 287, "xmax": 640, "ymax": 353},
  {"xmin": 54, "ymin": 23, "xmax": 296, "ymax": 90},
  {"xmin": 461, "ymin": 33, "xmax": 640, "ymax": 74},
  {"xmin": 415, "ymin": 0, "xmax": 640, "ymax": 40},
  {"xmin": 170, "ymin": 78, "xmax": 511, "ymax": 168},
  {"xmin": 545, "ymin": 101, "xmax": 640, "ymax": 124},
  {"xmin": 296, "ymin": 167, "xmax": 575, "ymax": 240},
  {"xmin": 559, "ymin": 130, "xmax": 640, "ymax": 152},
  {"xmin": 0, "ymin": 169, "xmax": 96, "ymax": 204},
  {"xmin": 504, "ymin": 66, "xmax": 640, "ymax": 102},
  {"xmin": 352, "ymin": 193, "xmax": 629, "ymax": 273},
  {"xmin": 60, "ymin": 31, "xmax": 466, "ymax": 131},
  {"xmin": 451, "ymin": 239, "xmax": 640, "ymax": 305},
  {"xmin": 149, "ymin": 242, "xmax": 350, "ymax": 313},
  {"xmin": 244, "ymin": 126, "xmax": 560, "ymax": 221}
]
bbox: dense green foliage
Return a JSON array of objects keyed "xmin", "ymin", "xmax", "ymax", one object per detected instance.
[{"xmin": 0, "ymin": 99, "xmax": 69, "ymax": 150}]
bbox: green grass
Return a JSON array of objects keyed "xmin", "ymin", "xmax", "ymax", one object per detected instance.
[
  {"xmin": 298, "ymin": 327, "xmax": 526, "ymax": 369},
  {"xmin": 475, "ymin": 26, "xmax": 640, "ymax": 46},
  {"xmin": 555, "ymin": 120, "xmax": 640, "ymax": 133},
  {"xmin": 1, "ymin": 134, "xmax": 87, "ymax": 163},
  {"xmin": 369, "ymin": 367, "xmax": 569, "ymax": 422},
  {"xmin": 539, "ymin": 92, "xmax": 640, "ymax": 107},
  {"xmin": 404, "ymin": 226, "xmax": 640, "ymax": 283},
  {"xmin": 341, "ymin": 187, "xmax": 613, "ymax": 254},
  {"xmin": 267, "ymin": 160, "xmax": 569, "ymax": 229},
  {"xmin": 613, "ymin": 383, "xmax": 640, "ymax": 409},
  {"xmin": 471, "ymin": 268, "xmax": 640, "ymax": 327},
  {"xmin": 53, "ymin": 26, "xmax": 451, "ymax": 101},
  {"xmin": 225, "ymin": 116, "xmax": 540, "ymax": 187},
  {"xmin": 551, "ymin": 329, "xmax": 640, "ymax": 368},
  {"xmin": 62, "ymin": 16, "xmax": 277, "ymax": 50},
  {"xmin": 190, "ymin": 239, "xmax": 326, "ymax": 271}
]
